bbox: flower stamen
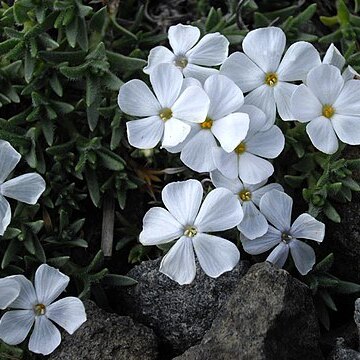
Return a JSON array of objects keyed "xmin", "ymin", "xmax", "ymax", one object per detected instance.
[
  {"xmin": 322, "ymin": 104, "xmax": 335, "ymax": 119},
  {"xmin": 34, "ymin": 303, "xmax": 46, "ymax": 316},
  {"xmin": 200, "ymin": 117, "xmax": 213, "ymax": 129},
  {"xmin": 281, "ymin": 232, "xmax": 293, "ymax": 243},
  {"xmin": 235, "ymin": 142, "xmax": 246, "ymax": 155},
  {"xmin": 239, "ymin": 190, "xmax": 252, "ymax": 201},
  {"xmin": 265, "ymin": 72, "xmax": 278, "ymax": 87},
  {"xmin": 174, "ymin": 56, "xmax": 188, "ymax": 69},
  {"xmin": 184, "ymin": 226, "xmax": 197, "ymax": 238},
  {"xmin": 159, "ymin": 108, "xmax": 173, "ymax": 121}
]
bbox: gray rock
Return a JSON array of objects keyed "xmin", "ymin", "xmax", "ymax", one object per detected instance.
[
  {"xmin": 49, "ymin": 300, "xmax": 158, "ymax": 360},
  {"xmin": 175, "ymin": 262, "xmax": 323, "ymax": 360},
  {"xmin": 119, "ymin": 258, "xmax": 250, "ymax": 354},
  {"xmin": 356, "ymin": 299, "xmax": 360, "ymax": 351},
  {"xmin": 328, "ymin": 339, "xmax": 360, "ymax": 360}
]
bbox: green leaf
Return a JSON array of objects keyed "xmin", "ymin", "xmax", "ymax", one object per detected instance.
[
  {"xmin": 323, "ymin": 202, "xmax": 341, "ymax": 223},
  {"xmin": 106, "ymin": 51, "xmax": 147, "ymax": 73},
  {"xmin": 97, "ymin": 147, "xmax": 125, "ymax": 171},
  {"xmin": 2, "ymin": 239, "xmax": 21, "ymax": 269},
  {"xmin": 77, "ymin": 17, "xmax": 89, "ymax": 51},
  {"xmin": 341, "ymin": 177, "xmax": 360, "ymax": 191},
  {"xmin": 24, "ymin": 50, "xmax": 36, "ymax": 83},
  {"xmin": 102, "ymin": 274, "xmax": 138, "ymax": 287},
  {"xmin": 334, "ymin": 280, "xmax": 360, "ymax": 294},
  {"xmin": 319, "ymin": 289, "xmax": 337, "ymax": 311},
  {"xmin": 66, "ymin": 17, "xmax": 78, "ymax": 48},
  {"xmin": 85, "ymin": 168, "xmax": 100, "ymax": 207},
  {"xmin": 314, "ymin": 253, "xmax": 334, "ymax": 273}
]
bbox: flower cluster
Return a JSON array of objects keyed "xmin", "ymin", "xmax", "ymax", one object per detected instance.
[{"xmin": 118, "ymin": 24, "xmax": 360, "ymax": 284}]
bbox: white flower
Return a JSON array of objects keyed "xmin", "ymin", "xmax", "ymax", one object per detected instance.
[
  {"xmin": 242, "ymin": 190, "xmax": 325, "ymax": 275},
  {"xmin": 0, "ymin": 141, "xmax": 46, "ymax": 235},
  {"xmin": 118, "ymin": 63, "xmax": 210, "ymax": 149},
  {"xmin": 139, "ymin": 179, "xmax": 242, "ymax": 285},
  {"xmin": 166, "ymin": 74, "xmax": 249, "ymax": 173},
  {"xmin": 0, "ymin": 264, "xmax": 87, "ymax": 355},
  {"xmin": 210, "ymin": 170, "xmax": 283, "ymax": 239},
  {"xmin": 0, "ymin": 278, "xmax": 20, "ymax": 310},
  {"xmin": 291, "ymin": 64, "xmax": 360, "ymax": 154},
  {"xmin": 143, "ymin": 24, "xmax": 229, "ymax": 83},
  {"xmin": 220, "ymin": 27, "xmax": 320, "ymax": 122},
  {"xmin": 213, "ymin": 105, "xmax": 285, "ymax": 184}
]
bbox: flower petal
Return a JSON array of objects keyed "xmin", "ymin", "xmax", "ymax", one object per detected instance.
[
  {"xmin": 164, "ymin": 122, "xmax": 200, "ymax": 154},
  {"xmin": 195, "ymin": 188, "xmax": 243, "ymax": 232},
  {"xmin": 1, "ymin": 174, "xmax": 45, "ymax": 205},
  {"xmin": 290, "ymin": 213, "xmax": 325, "ymax": 242},
  {"xmin": 332, "ymin": 114, "xmax": 360, "ymax": 145},
  {"xmin": 259, "ymin": 190, "xmax": 292, "ymax": 232},
  {"xmin": 291, "ymin": 84, "xmax": 322, "ymax": 122},
  {"xmin": 47, "ymin": 297, "xmax": 86, "ymax": 334},
  {"xmin": 0, "ymin": 278, "xmax": 20, "ymax": 309},
  {"xmin": 139, "ymin": 207, "xmax": 183, "ymax": 245},
  {"xmin": 193, "ymin": 233, "xmax": 240, "ymax": 277},
  {"xmin": 342, "ymin": 65, "xmax": 360, "ymax": 82},
  {"xmin": 143, "ymin": 46, "xmax": 174, "ymax": 74},
  {"xmin": 0, "ymin": 141, "xmax": 21, "ymax": 184},
  {"xmin": 212, "ymin": 113, "xmax": 249, "ymax": 152},
  {"xmin": 168, "ymin": 24, "xmax": 200, "ymax": 55},
  {"xmin": 240, "ymin": 104, "xmax": 270, "ymax": 133},
  {"xmin": 277, "ymin": 41, "xmax": 321, "ymax": 82},
  {"xmin": 35, "ymin": 264, "xmax": 69, "ymax": 305},
  {"xmin": 182, "ymin": 63, "xmax": 218, "ymax": 83},
  {"xmin": 210, "ymin": 170, "xmax": 243, "ymax": 194},
  {"xmin": 126, "ymin": 116, "xmax": 164, "ymax": 149},
  {"xmin": 242, "ymin": 27, "xmax": 286, "ymax": 73},
  {"xmin": 220, "ymin": 52, "xmax": 265, "ymax": 92},
  {"xmin": 274, "ymin": 82, "xmax": 298, "ymax": 120},
  {"xmin": 323, "ymin": 44, "xmax": 345, "ymax": 70},
  {"xmin": 162, "ymin": 179, "xmax": 203, "ymax": 227},
  {"xmin": 187, "ymin": 33, "xmax": 229, "ymax": 66},
  {"xmin": 28, "ymin": 316, "xmax": 61, "ymax": 355},
  {"xmin": 289, "ymin": 239, "xmax": 316, "ymax": 275},
  {"xmin": 181, "ymin": 77, "xmax": 202, "ymax": 92},
  {"xmin": 212, "ymin": 148, "xmax": 239, "ymax": 179},
  {"xmin": 333, "ymin": 79, "xmax": 360, "ymax": 115},
  {"xmin": 8, "ymin": 275, "xmax": 36, "ymax": 310},
  {"xmin": 251, "ymin": 183, "xmax": 284, "ymax": 206},
  {"xmin": 306, "ymin": 116, "xmax": 338, "ymax": 154},
  {"xmin": 0, "ymin": 310, "xmax": 34, "ymax": 345},
  {"xmin": 241, "ymin": 225, "xmax": 281, "ymax": 254},
  {"xmin": 159, "ymin": 236, "xmax": 196, "ymax": 285},
  {"xmin": 238, "ymin": 152, "xmax": 274, "ymax": 184},
  {"xmin": 0, "ymin": 194, "xmax": 11, "ymax": 236},
  {"xmin": 162, "ymin": 118, "xmax": 191, "ymax": 148},
  {"xmin": 118, "ymin": 80, "xmax": 160, "ymax": 117},
  {"xmin": 266, "ymin": 242, "xmax": 289, "ymax": 268}
]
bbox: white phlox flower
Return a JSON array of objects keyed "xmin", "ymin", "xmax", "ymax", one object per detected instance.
[
  {"xmin": 210, "ymin": 170, "xmax": 283, "ymax": 239},
  {"xmin": 139, "ymin": 179, "xmax": 242, "ymax": 285},
  {"xmin": 291, "ymin": 64, "xmax": 360, "ymax": 154},
  {"xmin": 0, "ymin": 141, "xmax": 46, "ymax": 235},
  {"xmin": 220, "ymin": 27, "xmax": 321, "ymax": 122},
  {"xmin": 0, "ymin": 264, "xmax": 87, "ymax": 355},
  {"xmin": 166, "ymin": 74, "xmax": 250, "ymax": 173},
  {"xmin": 213, "ymin": 104, "xmax": 285, "ymax": 184},
  {"xmin": 118, "ymin": 63, "xmax": 210, "ymax": 149},
  {"xmin": 242, "ymin": 190, "xmax": 325, "ymax": 275},
  {"xmin": 0, "ymin": 278, "xmax": 20, "ymax": 309},
  {"xmin": 143, "ymin": 24, "xmax": 229, "ymax": 82}
]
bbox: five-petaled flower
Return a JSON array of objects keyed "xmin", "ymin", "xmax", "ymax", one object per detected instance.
[{"xmin": 0, "ymin": 277, "xmax": 20, "ymax": 310}]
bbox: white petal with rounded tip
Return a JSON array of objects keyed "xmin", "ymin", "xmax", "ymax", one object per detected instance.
[
  {"xmin": 278, "ymin": 42, "xmax": 321, "ymax": 82},
  {"xmin": 172, "ymin": 86, "xmax": 210, "ymax": 123},
  {"xmin": 342, "ymin": 65, "xmax": 360, "ymax": 82},
  {"xmin": 181, "ymin": 78, "xmax": 202, "ymax": 92},
  {"xmin": 35, "ymin": 264, "xmax": 69, "ymax": 305},
  {"xmin": 180, "ymin": 130, "xmax": 217, "ymax": 172},
  {"xmin": 162, "ymin": 179, "xmax": 203, "ymax": 227},
  {"xmin": 159, "ymin": 236, "xmax": 196, "ymax": 285},
  {"xmin": 204, "ymin": 74, "xmax": 244, "ymax": 119},
  {"xmin": 240, "ymin": 105, "xmax": 269, "ymax": 133},
  {"xmin": 323, "ymin": 44, "xmax": 345, "ymax": 70},
  {"xmin": 239, "ymin": 201, "xmax": 269, "ymax": 239},
  {"xmin": 162, "ymin": 118, "xmax": 191, "ymax": 148},
  {"xmin": 333, "ymin": 80, "xmax": 360, "ymax": 115},
  {"xmin": 291, "ymin": 84, "xmax": 322, "ymax": 122},
  {"xmin": 165, "ymin": 123, "xmax": 200, "ymax": 154},
  {"xmin": 193, "ymin": 233, "xmax": 240, "ymax": 277},
  {"xmin": 187, "ymin": 33, "xmax": 229, "ymax": 66},
  {"xmin": 213, "ymin": 148, "xmax": 238, "ymax": 179},
  {"xmin": 8, "ymin": 275, "xmax": 36, "ymax": 310},
  {"xmin": 266, "ymin": 242, "xmax": 289, "ymax": 268},
  {"xmin": 182, "ymin": 63, "xmax": 218, "ymax": 83},
  {"xmin": 139, "ymin": 207, "xmax": 183, "ymax": 245},
  {"xmin": 306, "ymin": 64, "xmax": 344, "ymax": 105},
  {"xmin": 118, "ymin": 80, "xmax": 160, "ymax": 117},
  {"xmin": 241, "ymin": 225, "xmax": 281, "ymax": 255},
  {"xmin": 332, "ymin": 114, "xmax": 360, "ymax": 145},
  {"xmin": 220, "ymin": 52, "xmax": 265, "ymax": 92},
  {"xmin": 242, "ymin": 27, "xmax": 286, "ymax": 73},
  {"xmin": 0, "ymin": 141, "xmax": 21, "ymax": 184},
  {"xmin": 306, "ymin": 116, "xmax": 338, "ymax": 154},
  {"xmin": 260, "ymin": 190, "xmax": 292, "ymax": 232},
  {"xmin": 210, "ymin": 170, "xmax": 243, "ymax": 194},
  {"xmin": 195, "ymin": 188, "xmax": 243, "ymax": 232},
  {"xmin": 150, "ymin": 64, "xmax": 183, "ymax": 108},
  {"xmin": 212, "ymin": 113, "xmax": 249, "ymax": 152},
  {"xmin": 0, "ymin": 278, "xmax": 20, "ymax": 309},
  {"xmin": 238, "ymin": 152, "xmax": 274, "ymax": 184},
  {"xmin": 0, "ymin": 194, "xmax": 11, "ymax": 236},
  {"xmin": 1, "ymin": 174, "xmax": 45, "ymax": 205},
  {"xmin": 246, "ymin": 125, "xmax": 285, "ymax": 159},
  {"xmin": 47, "ymin": 297, "xmax": 86, "ymax": 334},
  {"xmin": 274, "ymin": 82, "xmax": 298, "ymax": 120},
  {"xmin": 126, "ymin": 116, "xmax": 163, "ymax": 149},
  {"xmin": 289, "ymin": 239, "xmax": 316, "ymax": 275},
  {"xmin": 28, "ymin": 316, "xmax": 61, "ymax": 355},
  {"xmin": 168, "ymin": 24, "xmax": 200, "ymax": 55},
  {"xmin": 143, "ymin": 46, "xmax": 174, "ymax": 74},
  {"xmin": 246, "ymin": 180, "xmax": 268, "ymax": 193},
  {"xmin": 0, "ymin": 310, "xmax": 34, "ymax": 345},
  {"xmin": 291, "ymin": 213, "xmax": 325, "ymax": 242},
  {"xmin": 251, "ymin": 183, "xmax": 284, "ymax": 206}
]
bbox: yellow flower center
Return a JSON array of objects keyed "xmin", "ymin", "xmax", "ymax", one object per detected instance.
[
  {"xmin": 184, "ymin": 226, "xmax": 197, "ymax": 238},
  {"xmin": 159, "ymin": 108, "xmax": 173, "ymax": 121},
  {"xmin": 235, "ymin": 142, "xmax": 246, "ymax": 155},
  {"xmin": 200, "ymin": 117, "xmax": 213, "ymax": 129},
  {"xmin": 239, "ymin": 190, "xmax": 252, "ymax": 201},
  {"xmin": 174, "ymin": 56, "xmax": 188, "ymax": 69},
  {"xmin": 322, "ymin": 104, "xmax": 335, "ymax": 119},
  {"xmin": 34, "ymin": 303, "xmax": 46, "ymax": 316},
  {"xmin": 265, "ymin": 72, "xmax": 278, "ymax": 87}
]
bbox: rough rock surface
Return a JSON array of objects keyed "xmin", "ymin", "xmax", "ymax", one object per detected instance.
[
  {"xmin": 174, "ymin": 262, "xmax": 323, "ymax": 360},
  {"xmin": 49, "ymin": 300, "xmax": 158, "ymax": 360},
  {"xmin": 119, "ymin": 258, "xmax": 250, "ymax": 354},
  {"xmin": 356, "ymin": 299, "xmax": 360, "ymax": 351},
  {"xmin": 328, "ymin": 339, "xmax": 360, "ymax": 360}
]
